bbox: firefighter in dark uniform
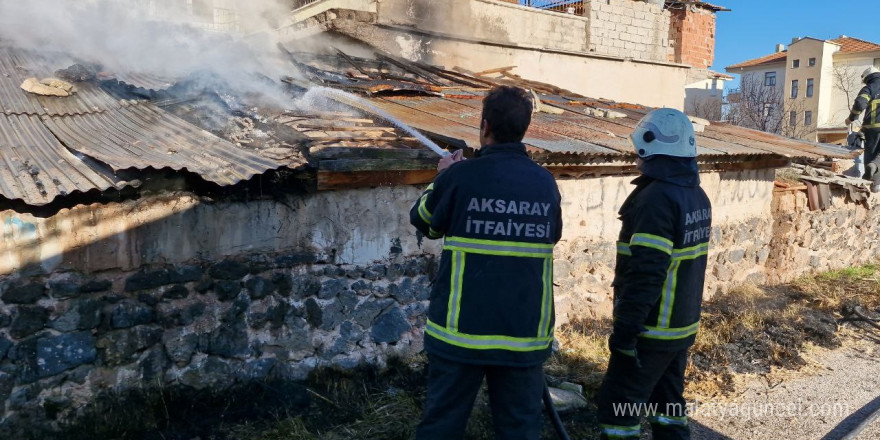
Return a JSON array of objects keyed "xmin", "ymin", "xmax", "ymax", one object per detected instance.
[
  {"xmin": 410, "ymin": 86, "xmax": 563, "ymax": 440},
  {"xmin": 597, "ymin": 108, "xmax": 712, "ymax": 440},
  {"xmin": 846, "ymin": 66, "xmax": 880, "ymax": 191}
]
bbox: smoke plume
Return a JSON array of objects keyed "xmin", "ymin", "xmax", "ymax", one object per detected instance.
[{"xmin": 0, "ymin": 0, "xmax": 298, "ymax": 106}]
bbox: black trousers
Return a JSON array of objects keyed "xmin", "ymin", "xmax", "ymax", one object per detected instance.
[
  {"xmin": 863, "ymin": 129, "xmax": 880, "ymax": 181},
  {"xmin": 416, "ymin": 354, "xmax": 545, "ymax": 440},
  {"xmin": 597, "ymin": 348, "xmax": 691, "ymax": 440}
]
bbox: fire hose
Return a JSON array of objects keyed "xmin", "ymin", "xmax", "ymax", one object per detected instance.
[{"xmin": 543, "ymin": 383, "xmax": 573, "ymax": 440}]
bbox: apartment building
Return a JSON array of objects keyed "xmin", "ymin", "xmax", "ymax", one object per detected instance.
[{"xmin": 727, "ymin": 36, "xmax": 880, "ymax": 143}]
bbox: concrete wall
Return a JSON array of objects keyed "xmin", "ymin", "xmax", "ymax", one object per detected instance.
[
  {"xmin": 585, "ymin": 0, "xmax": 671, "ymax": 62},
  {"xmin": 684, "ymin": 71, "xmax": 725, "ymax": 119},
  {"xmin": 378, "ymin": 0, "xmax": 591, "ymax": 54},
  {"xmin": 336, "ymin": 20, "xmax": 690, "ymax": 109}
]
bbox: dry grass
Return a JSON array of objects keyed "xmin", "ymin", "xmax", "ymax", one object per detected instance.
[{"xmin": 227, "ymin": 265, "xmax": 880, "ymax": 439}]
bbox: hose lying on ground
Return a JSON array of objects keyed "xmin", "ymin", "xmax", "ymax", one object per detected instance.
[{"xmin": 543, "ymin": 383, "xmax": 572, "ymax": 440}]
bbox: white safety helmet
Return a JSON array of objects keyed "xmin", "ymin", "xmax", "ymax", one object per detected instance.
[
  {"xmin": 863, "ymin": 66, "xmax": 880, "ymax": 83},
  {"xmin": 630, "ymin": 108, "xmax": 697, "ymax": 159}
]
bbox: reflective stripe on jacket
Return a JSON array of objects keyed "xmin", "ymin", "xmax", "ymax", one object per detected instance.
[
  {"xmin": 852, "ymin": 74, "xmax": 880, "ymax": 130},
  {"xmin": 410, "ymin": 142, "xmax": 563, "ymax": 366},
  {"xmin": 613, "ymin": 169, "xmax": 712, "ymax": 351}
]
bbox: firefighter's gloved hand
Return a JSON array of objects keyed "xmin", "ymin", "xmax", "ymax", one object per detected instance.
[
  {"xmin": 609, "ymin": 324, "xmax": 644, "ymax": 368},
  {"xmin": 437, "ymin": 149, "xmax": 465, "ymax": 172},
  {"xmin": 845, "ymin": 117, "xmax": 853, "ymax": 126}
]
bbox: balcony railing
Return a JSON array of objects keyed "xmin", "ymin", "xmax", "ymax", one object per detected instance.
[{"xmin": 519, "ymin": 0, "xmax": 586, "ymax": 15}]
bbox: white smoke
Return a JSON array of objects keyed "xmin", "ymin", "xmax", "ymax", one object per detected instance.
[{"xmin": 0, "ymin": 0, "xmax": 299, "ymax": 106}]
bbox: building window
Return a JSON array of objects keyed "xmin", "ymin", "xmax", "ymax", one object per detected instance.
[
  {"xmin": 793, "ymin": 59, "xmax": 800, "ymax": 68},
  {"xmin": 805, "ymin": 111, "xmax": 813, "ymax": 126},
  {"xmin": 790, "ymin": 111, "xmax": 797, "ymax": 127},
  {"xmin": 809, "ymin": 58, "xmax": 816, "ymax": 67},
  {"xmin": 765, "ymin": 72, "xmax": 777, "ymax": 87},
  {"xmin": 791, "ymin": 80, "xmax": 799, "ymax": 98},
  {"xmin": 807, "ymin": 78, "xmax": 814, "ymax": 98},
  {"xmin": 763, "ymin": 103, "xmax": 774, "ymax": 117}
]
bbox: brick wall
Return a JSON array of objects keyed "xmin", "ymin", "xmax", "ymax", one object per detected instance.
[
  {"xmin": 668, "ymin": 5, "xmax": 716, "ymax": 68},
  {"xmin": 585, "ymin": 0, "xmax": 671, "ymax": 62}
]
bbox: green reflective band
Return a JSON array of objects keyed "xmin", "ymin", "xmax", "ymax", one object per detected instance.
[
  {"xmin": 860, "ymin": 93, "xmax": 873, "ymax": 101},
  {"xmin": 426, "ymin": 319, "xmax": 553, "ymax": 351},
  {"xmin": 444, "ymin": 237, "xmax": 554, "ymax": 258},
  {"xmin": 640, "ymin": 321, "xmax": 700, "ymax": 340},
  {"xmin": 417, "ymin": 194, "xmax": 433, "ymax": 224},
  {"xmin": 617, "ymin": 242, "xmax": 632, "ymax": 256},
  {"xmin": 600, "ymin": 424, "xmax": 641, "ymax": 438},
  {"xmin": 630, "ymin": 233, "xmax": 674, "ymax": 255},
  {"xmin": 428, "ymin": 228, "xmax": 442, "ymax": 239},
  {"xmin": 671, "ymin": 242, "xmax": 710, "ymax": 261},
  {"xmin": 658, "ymin": 260, "xmax": 682, "ymax": 327},
  {"xmin": 649, "ymin": 415, "xmax": 689, "ymax": 426},
  {"xmin": 538, "ymin": 257, "xmax": 554, "ymax": 338},
  {"xmin": 446, "ymin": 251, "xmax": 466, "ymax": 331}
]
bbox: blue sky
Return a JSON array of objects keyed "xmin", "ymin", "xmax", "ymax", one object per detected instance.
[{"xmin": 715, "ymin": 0, "xmax": 880, "ymax": 88}]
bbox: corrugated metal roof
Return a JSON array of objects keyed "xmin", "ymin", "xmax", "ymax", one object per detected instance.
[
  {"xmin": 0, "ymin": 47, "xmax": 121, "ymax": 116},
  {"xmin": 41, "ymin": 103, "xmax": 283, "ymax": 186},
  {"xmin": 0, "ymin": 114, "xmax": 123, "ymax": 205},
  {"xmin": 112, "ymin": 72, "xmax": 178, "ymax": 91},
  {"xmin": 0, "ymin": 46, "xmax": 287, "ymax": 205},
  {"xmin": 290, "ymin": 50, "xmax": 852, "ymax": 161}
]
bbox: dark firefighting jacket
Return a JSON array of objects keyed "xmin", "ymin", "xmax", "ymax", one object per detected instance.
[
  {"xmin": 613, "ymin": 156, "xmax": 712, "ymax": 352},
  {"xmin": 851, "ymin": 73, "xmax": 880, "ymax": 130},
  {"xmin": 410, "ymin": 142, "xmax": 563, "ymax": 366}
]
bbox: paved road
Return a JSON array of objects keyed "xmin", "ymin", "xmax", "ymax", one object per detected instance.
[{"xmin": 691, "ymin": 341, "xmax": 880, "ymax": 440}]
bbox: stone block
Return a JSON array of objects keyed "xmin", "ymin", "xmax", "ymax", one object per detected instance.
[
  {"xmin": 246, "ymin": 276, "xmax": 275, "ymax": 300},
  {"xmin": 371, "ymin": 306, "xmax": 411, "ymax": 344},
  {"xmin": 318, "ymin": 279, "xmax": 347, "ymax": 300},
  {"xmin": 10, "ymin": 306, "xmax": 49, "ymax": 339},
  {"xmin": 169, "ymin": 265, "xmax": 204, "ymax": 284},
  {"xmin": 2, "ymin": 281, "xmax": 46, "ymax": 304},
  {"xmin": 109, "ymin": 301, "xmax": 154, "ymax": 329},
  {"xmin": 125, "ymin": 268, "xmax": 171, "ymax": 292},
  {"xmin": 97, "ymin": 325, "xmax": 163, "ymax": 367},
  {"xmin": 209, "ymin": 260, "xmax": 249, "ymax": 280},
  {"xmin": 162, "ymin": 285, "xmax": 190, "ymax": 300}
]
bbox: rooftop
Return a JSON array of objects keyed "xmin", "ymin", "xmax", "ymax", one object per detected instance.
[
  {"xmin": 0, "ymin": 42, "xmax": 852, "ymax": 208},
  {"xmin": 727, "ymin": 36, "xmax": 880, "ymax": 70}
]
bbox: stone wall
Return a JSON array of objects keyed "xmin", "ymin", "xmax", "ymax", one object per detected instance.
[
  {"xmin": 766, "ymin": 187, "xmax": 880, "ymax": 284},
  {"xmin": 0, "ymin": 253, "xmax": 435, "ymax": 437},
  {"xmin": 585, "ymin": 0, "xmax": 671, "ymax": 62},
  {"xmin": 0, "ymin": 167, "xmax": 794, "ymax": 434}
]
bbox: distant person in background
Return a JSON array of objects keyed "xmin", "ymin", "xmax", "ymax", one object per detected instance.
[
  {"xmin": 846, "ymin": 66, "xmax": 880, "ymax": 192},
  {"xmin": 410, "ymin": 86, "xmax": 563, "ymax": 440}
]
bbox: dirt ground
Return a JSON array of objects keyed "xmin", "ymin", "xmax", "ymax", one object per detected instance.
[{"xmin": 692, "ymin": 337, "xmax": 880, "ymax": 440}]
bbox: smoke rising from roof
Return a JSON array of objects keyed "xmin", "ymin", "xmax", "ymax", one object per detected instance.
[{"xmin": 0, "ymin": 0, "xmax": 298, "ymax": 106}]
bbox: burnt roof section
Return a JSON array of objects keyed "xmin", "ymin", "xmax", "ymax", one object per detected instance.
[
  {"xmin": 0, "ymin": 46, "xmax": 285, "ymax": 206},
  {"xmin": 288, "ymin": 48, "xmax": 852, "ymax": 162}
]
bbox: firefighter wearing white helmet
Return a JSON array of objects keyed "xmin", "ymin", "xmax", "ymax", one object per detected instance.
[
  {"xmin": 846, "ymin": 66, "xmax": 880, "ymax": 191},
  {"xmin": 597, "ymin": 108, "xmax": 711, "ymax": 440},
  {"xmin": 630, "ymin": 108, "xmax": 697, "ymax": 159}
]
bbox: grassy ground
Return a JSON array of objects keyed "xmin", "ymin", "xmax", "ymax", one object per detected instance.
[{"xmin": 90, "ymin": 265, "xmax": 880, "ymax": 440}]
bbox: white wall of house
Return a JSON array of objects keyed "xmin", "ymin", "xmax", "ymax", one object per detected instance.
[
  {"xmin": 685, "ymin": 72, "xmax": 727, "ymax": 119},
  {"xmin": 829, "ymin": 51, "xmax": 880, "ymax": 128}
]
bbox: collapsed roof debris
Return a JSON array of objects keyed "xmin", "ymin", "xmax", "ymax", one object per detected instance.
[{"xmin": 0, "ymin": 40, "xmax": 858, "ymax": 207}]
